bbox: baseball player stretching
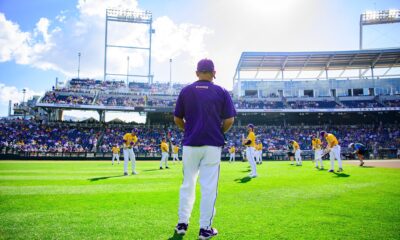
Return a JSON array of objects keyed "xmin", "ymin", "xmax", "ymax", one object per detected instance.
[
  {"xmin": 122, "ymin": 129, "xmax": 138, "ymax": 175},
  {"xmin": 172, "ymin": 143, "xmax": 180, "ymax": 163},
  {"xmin": 111, "ymin": 144, "xmax": 120, "ymax": 165},
  {"xmin": 173, "ymin": 59, "xmax": 236, "ymax": 239},
  {"xmin": 242, "ymin": 124, "xmax": 258, "ymax": 178},
  {"xmin": 349, "ymin": 143, "xmax": 366, "ymax": 166},
  {"xmin": 160, "ymin": 138, "xmax": 169, "ymax": 169},
  {"xmin": 229, "ymin": 145, "xmax": 236, "ymax": 163},
  {"xmin": 320, "ymin": 131, "xmax": 343, "ymax": 172},
  {"xmin": 312, "ymin": 136, "xmax": 324, "ymax": 169},
  {"xmin": 290, "ymin": 140, "xmax": 302, "ymax": 166},
  {"xmin": 255, "ymin": 140, "xmax": 263, "ymax": 164}
]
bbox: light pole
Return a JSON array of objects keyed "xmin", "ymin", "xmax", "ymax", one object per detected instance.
[
  {"xmin": 169, "ymin": 58, "xmax": 172, "ymax": 94},
  {"xmin": 127, "ymin": 56, "xmax": 130, "ymax": 85},
  {"xmin": 22, "ymin": 88, "xmax": 26, "ymax": 119},
  {"xmin": 22, "ymin": 88, "xmax": 26, "ymax": 104},
  {"xmin": 78, "ymin": 52, "xmax": 81, "ymax": 79}
]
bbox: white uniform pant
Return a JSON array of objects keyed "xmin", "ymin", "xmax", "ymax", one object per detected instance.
[
  {"xmin": 172, "ymin": 153, "xmax": 180, "ymax": 162},
  {"xmin": 229, "ymin": 153, "xmax": 235, "ymax": 162},
  {"xmin": 256, "ymin": 150, "xmax": 262, "ymax": 163},
  {"xmin": 112, "ymin": 153, "xmax": 120, "ymax": 164},
  {"xmin": 314, "ymin": 149, "xmax": 323, "ymax": 167},
  {"xmin": 295, "ymin": 149, "xmax": 302, "ymax": 165},
  {"xmin": 329, "ymin": 145, "xmax": 342, "ymax": 170},
  {"xmin": 246, "ymin": 147, "xmax": 257, "ymax": 176},
  {"xmin": 123, "ymin": 148, "xmax": 136, "ymax": 173},
  {"xmin": 160, "ymin": 152, "xmax": 169, "ymax": 167},
  {"xmin": 178, "ymin": 146, "xmax": 221, "ymax": 229}
]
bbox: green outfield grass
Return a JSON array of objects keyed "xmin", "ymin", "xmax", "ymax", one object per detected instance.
[{"xmin": 0, "ymin": 160, "xmax": 399, "ymax": 240}]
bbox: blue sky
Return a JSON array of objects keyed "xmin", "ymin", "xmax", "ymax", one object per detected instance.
[{"xmin": 0, "ymin": 0, "xmax": 399, "ymax": 118}]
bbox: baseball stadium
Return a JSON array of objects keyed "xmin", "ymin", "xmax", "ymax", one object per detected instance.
[{"xmin": 0, "ymin": 1, "xmax": 399, "ymax": 240}]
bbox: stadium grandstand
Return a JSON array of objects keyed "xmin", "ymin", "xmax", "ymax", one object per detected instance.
[{"xmin": 2, "ymin": 48, "xmax": 400, "ymax": 161}]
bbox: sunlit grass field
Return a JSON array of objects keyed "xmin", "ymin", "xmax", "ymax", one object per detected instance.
[{"xmin": 0, "ymin": 160, "xmax": 399, "ymax": 239}]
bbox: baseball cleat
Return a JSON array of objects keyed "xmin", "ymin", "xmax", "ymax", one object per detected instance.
[
  {"xmin": 160, "ymin": 167, "xmax": 163, "ymax": 170},
  {"xmin": 166, "ymin": 166, "xmax": 170, "ymax": 169},
  {"xmin": 175, "ymin": 223, "xmax": 188, "ymax": 235},
  {"xmin": 360, "ymin": 162, "xmax": 365, "ymax": 166},
  {"xmin": 199, "ymin": 227, "xmax": 218, "ymax": 240},
  {"xmin": 337, "ymin": 168, "xmax": 344, "ymax": 172},
  {"xmin": 132, "ymin": 171, "xmax": 138, "ymax": 175},
  {"xmin": 328, "ymin": 169, "xmax": 334, "ymax": 173},
  {"xmin": 124, "ymin": 172, "xmax": 128, "ymax": 176}
]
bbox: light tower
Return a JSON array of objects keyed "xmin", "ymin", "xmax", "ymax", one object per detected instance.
[
  {"xmin": 104, "ymin": 9, "xmax": 154, "ymax": 84},
  {"xmin": 359, "ymin": 9, "xmax": 400, "ymax": 49}
]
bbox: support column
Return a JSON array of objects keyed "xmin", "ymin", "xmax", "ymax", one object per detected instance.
[{"xmin": 98, "ymin": 110, "xmax": 105, "ymax": 123}]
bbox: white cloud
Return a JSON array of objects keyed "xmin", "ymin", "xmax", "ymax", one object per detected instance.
[
  {"xmin": 0, "ymin": 83, "xmax": 43, "ymax": 105},
  {"xmin": 0, "ymin": 13, "xmax": 60, "ymax": 71},
  {"xmin": 0, "ymin": 0, "xmax": 214, "ymax": 83},
  {"xmin": 153, "ymin": 16, "xmax": 212, "ymax": 62}
]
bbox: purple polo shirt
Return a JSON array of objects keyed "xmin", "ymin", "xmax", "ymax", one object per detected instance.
[{"xmin": 174, "ymin": 80, "xmax": 236, "ymax": 147}]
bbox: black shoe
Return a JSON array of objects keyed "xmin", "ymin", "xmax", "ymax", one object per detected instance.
[
  {"xmin": 160, "ymin": 167, "xmax": 163, "ymax": 170},
  {"xmin": 166, "ymin": 166, "xmax": 170, "ymax": 169},
  {"xmin": 124, "ymin": 172, "xmax": 128, "ymax": 176},
  {"xmin": 175, "ymin": 223, "xmax": 188, "ymax": 235},
  {"xmin": 360, "ymin": 162, "xmax": 365, "ymax": 166},
  {"xmin": 328, "ymin": 169, "xmax": 334, "ymax": 173},
  {"xmin": 199, "ymin": 227, "xmax": 218, "ymax": 240}
]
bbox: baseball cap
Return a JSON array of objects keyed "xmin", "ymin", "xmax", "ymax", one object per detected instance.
[
  {"xmin": 197, "ymin": 59, "xmax": 215, "ymax": 72},
  {"xmin": 247, "ymin": 124, "xmax": 254, "ymax": 129}
]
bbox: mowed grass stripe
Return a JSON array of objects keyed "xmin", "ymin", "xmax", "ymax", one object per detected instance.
[{"xmin": 0, "ymin": 160, "xmax": 399, "ymax": 240}]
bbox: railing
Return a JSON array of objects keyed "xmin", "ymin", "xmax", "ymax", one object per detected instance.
[{"xmin": 1, "ymin": 147, "xmax": 398, "ymax": 160}]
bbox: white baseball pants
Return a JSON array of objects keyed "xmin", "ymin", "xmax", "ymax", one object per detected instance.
[
  {"xmin": 295, "ymin": 149, "xmax": 302, "ymax": 165},
  {"xmin": 314, "ymin": 149, "xmax": 323, "ymax": 167},
  {"xmin": 172, "ymin": 153, "xmax": 180, "ymax": 162},
  {"xmin": 329, "ymin": 145, "xmax": 342, "ymax": 170},
  {"xmin": 112, "ymin": 153, "xmax": 120, "ymax": 164},
  {"xmin": 246, "ymin": 147, "xmax": 257, "ymax": 176},
  {"xmin": 160, "ymin": 152, "xmax": 169, "ymax": 167},
  {"xmin": 256, "ymin": 150, "xmax": 262, "ymax": 163},
  {"xmin": 178, "ymin": 146, "xmax": 221, "ymax": 229},
  {"xmin": 229, "ymin": 153, "xmax": 235, "ymax": 162},
  {"xmin": 123, "ymin": 148, "xmax": 136, "ymax": 173}
]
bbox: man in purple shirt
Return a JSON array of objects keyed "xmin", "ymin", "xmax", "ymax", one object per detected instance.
[{"xmin": 174, "ymin": 59, "xmax": 236, "ymax": 239}]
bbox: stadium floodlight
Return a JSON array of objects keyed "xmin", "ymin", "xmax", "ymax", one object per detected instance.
[
  {"xmin": 360, "ymin": 9, "xmax": 400, "ymax": 49},
  {"xmin": 104, "ymin": 9, "xmax": 154, "ymax": 84}
]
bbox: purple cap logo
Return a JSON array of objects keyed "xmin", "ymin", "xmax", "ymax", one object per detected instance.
[{"xmin": 197, "ymin": 59, "xmax": 215, "ymax": 72}]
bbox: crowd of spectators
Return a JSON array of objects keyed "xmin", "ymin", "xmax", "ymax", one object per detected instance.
[
  {"xmin": 95, "ymin": 95, "xmax": 145, "ymax": 107},
  {"xmin": 384, "ymin": 100, "xmax": 400, "ymax": 107},
  {"xmin": 0, "ymin": 119, "xmax": 99, "ymax": 153},
  {"xmin": 234, "ymin": 100, "xmax": 284, "ymax": 109},
  {"xmin": 287, "ymin": 100, "xmax": 340, "ymax": 109},
  {"xmin": 1, "ymin": 119, "xmax": 398, "ymax": 157},
  {"xmin": 341, "ymin": 100, "xmax": 382, "ymax": 108},
  {"xmin": 41, "ymin": 92, "xmax": 94, "ymax": 105}
]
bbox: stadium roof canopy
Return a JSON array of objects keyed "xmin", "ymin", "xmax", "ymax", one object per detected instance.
[{"xmin": 235, "ymin": 48, "xmax": 400, "ymax": 73}]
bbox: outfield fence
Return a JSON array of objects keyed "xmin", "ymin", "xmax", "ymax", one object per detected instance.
[{"xmin": 0, "ymin": 147, "xmax": 397, "ymax": 161}]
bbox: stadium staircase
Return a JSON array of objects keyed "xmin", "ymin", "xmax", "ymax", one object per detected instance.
[
  {"xmin": 334, "ymin": 97, "xmax": 345, "ymax": 108},
  {"xmin": 92, "ymin": 92, "xmax": 99, "ymax": 105},
  {"xmin": 96, "ymin": 131, "xmax": 105, "ymax": 152},
  {"xmin": 281, "ymin": 97, "xmax": 291, "ymax": 108},
  {"xmin": 375, "ymin": 96, "xmax": 387, "ymax": 107}
]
